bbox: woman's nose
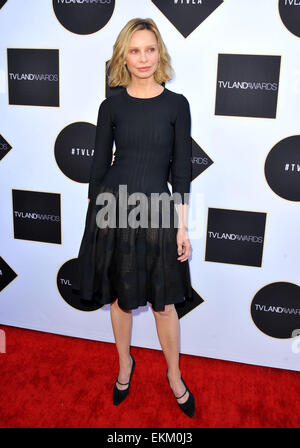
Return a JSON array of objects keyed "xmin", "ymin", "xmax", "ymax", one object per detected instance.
[{"xmin": 139, "ymin": 51, "xmax": 148, "ymax": 62}]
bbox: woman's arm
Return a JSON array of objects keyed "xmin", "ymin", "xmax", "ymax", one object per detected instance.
[
  {"xmin": 170, "ymin": 94, "xmax": 192, "ymax": 206},
  {"xmin": 88, "ymin": 98, "xmax": 114, "ymax": 202},
  {"xmin": 171, "ymin": 94, "xmax": 192, "ymax": 262}
]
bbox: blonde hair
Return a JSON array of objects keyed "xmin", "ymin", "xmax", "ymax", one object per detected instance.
[{"xmin": 107, "ymin": 18, "xmax": 174, "ymax": 87}]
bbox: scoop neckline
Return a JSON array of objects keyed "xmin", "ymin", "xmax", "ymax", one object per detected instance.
[{"xmin": 124, "ymin": 86, "xmax": 167, "ymax": 101}]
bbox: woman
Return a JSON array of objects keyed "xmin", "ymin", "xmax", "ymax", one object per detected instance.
[{"xmin": 73, "ymin": 18, "xmax": 195, "ymax": 418}]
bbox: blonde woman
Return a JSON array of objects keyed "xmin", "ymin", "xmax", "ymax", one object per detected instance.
[{"xmin": 73, "ymin": 18, "xmax": 195, "ymax": 418}]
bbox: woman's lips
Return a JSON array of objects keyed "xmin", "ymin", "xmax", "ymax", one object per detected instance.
[{"xmin": 137, "ymin": 67, "xmax": 151, "ymax": 71}]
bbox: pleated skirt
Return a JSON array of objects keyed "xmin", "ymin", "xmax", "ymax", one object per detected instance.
[{"xmin": 72, "ymin": 183, "xmax": 193, "ymax": 311}]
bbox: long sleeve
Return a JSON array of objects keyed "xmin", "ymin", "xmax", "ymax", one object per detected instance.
[
  {"xmin": 88, "ymin": 98, "xmax": 114, "ymax": 200},
  {"xmin": 171, "ymin": 94, "xmax": 192, "ymax": 205}
]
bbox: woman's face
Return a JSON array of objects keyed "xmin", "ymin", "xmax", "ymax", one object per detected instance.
[{"xmin": 124, "ymin": 29, "xmax": 160, "ymax": 81}]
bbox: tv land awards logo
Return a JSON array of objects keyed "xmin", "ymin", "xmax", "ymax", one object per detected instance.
[
  {"xmin": 12, "ymin": 190, "xmax": 61, "ymax": 244},
  {"xmin": 7, "ymin": 49, "xmax": 59, "ymax": 107},
  {"xmin": 54, "ymin": 122, "xmax": 99, "ymax": 184},
  {"xmin": 52, "ymin": 0, "xmax": 115, "ymax": 35},
  {"xmin": 251, "ymin": 282, "xmax": 300, "ymax": 339},
  {"xmin": 0, "ymin": 135, "xmax": 12, "ymax": 161},
  {"xmin": 205, "ymin": 208, "xmax": 267, "ymax": 267},
  {"xmin": 215, "ymin": 54, "xmax": 281, "ymax": 118},
  {"xmin": 152, "ymin": 0, "xmax": 224, "ymax": 38},
  {"xmin": 265, "ymin": 135, "xmax": 300, "ymax": 202},
  {"xmin": 278, "ymin": 0, "xmax": 300, "ymax": 38}
]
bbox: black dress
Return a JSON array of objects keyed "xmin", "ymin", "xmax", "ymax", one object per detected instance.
[{"xmin": 72, "ymin": 87, "xmax": 193, "ymax": 311}]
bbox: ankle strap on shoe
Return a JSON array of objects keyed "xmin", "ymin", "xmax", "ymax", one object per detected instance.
[
  {"xmin": 175, "ymin": 387, "xmax": 188, "ymax": 400},
  {"xmin": 116, "ymin": 379, "xmax": 129, "ymax": 385}
]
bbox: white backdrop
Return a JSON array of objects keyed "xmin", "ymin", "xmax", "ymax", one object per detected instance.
[{"xmin": 0, "ymin": 0, "xmax": 299, "ymax": 372}]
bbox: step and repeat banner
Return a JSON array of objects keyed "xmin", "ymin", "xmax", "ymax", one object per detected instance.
[{"xmin": 0, "ymin": 0, "xmax": 299, "ymax": 371}]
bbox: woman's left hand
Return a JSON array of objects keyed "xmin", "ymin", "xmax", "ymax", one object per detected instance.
[{"xmin": 176, "ymin": 227, "xmax": 191, "ymax": 262}]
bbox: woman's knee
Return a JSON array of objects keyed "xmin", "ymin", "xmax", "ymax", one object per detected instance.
[
  {"xmin": 149, "ymin": 303, "xmax": 175, "ymax": 316},
  {"xmin": 111, "ymin": 298, "xmax": 132, "ymax": 313}
]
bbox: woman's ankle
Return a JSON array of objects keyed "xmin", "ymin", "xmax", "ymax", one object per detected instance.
[
  {"xmin": 167, "ymin": 367, "xmax": 181, "ymax": 381},
  {"xmin": 119, "ymin": 352, "xmax": 132, "ymax": 369}
]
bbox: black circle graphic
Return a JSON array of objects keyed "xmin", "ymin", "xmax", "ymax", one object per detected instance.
[
  {"xmin": 52, "ymin": 0, "xmax": 115, "ymax": 35},
  {"xmin": 265, "ymin": 135, "xmax": 300, "ymax": 201},
  {"xmin": 54, "ymin": 122, "xmax": 96, "ymax": 184},
  {"xmin": 251, "ymin": 282, "xmax": 300, "ymax": 339},
  {"xmin": 279, "ymin": 0, "xmax": 300, "ymax": 38},
  {"xmin": 57, "ymin": 258, "xmax": 102, "ymax": 311}
]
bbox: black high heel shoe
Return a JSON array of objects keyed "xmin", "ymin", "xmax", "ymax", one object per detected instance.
[
  {"xmin": 113, "ymin": 353, "xmax": 135, "ymax": 406},
  {"xmin": 166, "ymin": 368, "xmax": 195, "ymax": 418}
]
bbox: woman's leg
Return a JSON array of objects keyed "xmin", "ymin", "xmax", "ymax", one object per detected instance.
[
  {"xmin": 150, "ymin": 303, "xmax": 189, "ymax": 404},
  {"xmin": 110, "ymin": 298, "xmax": 133, "ymax": 390}
]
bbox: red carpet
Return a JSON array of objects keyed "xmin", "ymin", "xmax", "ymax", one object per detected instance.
[{"xmin": 0, "ymin": 324, "xmax": 299, "ymax": 428}]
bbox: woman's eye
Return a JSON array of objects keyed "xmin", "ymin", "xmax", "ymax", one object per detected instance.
[{"xmin": 130, "ymin": 48, "xmax": 155, "ymax": 54}]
